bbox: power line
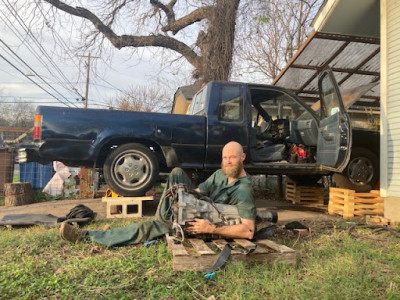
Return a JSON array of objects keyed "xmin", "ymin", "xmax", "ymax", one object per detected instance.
[
  {"xmin": 2, "ymin": 0, "xmax": 81, "ymax": 93},
  {"xmin": 0, "ymin": 39, "xmax": 79, "ymax": 107},
  {"xmin": 0, "ymin": 95, "xmax": 79, "ymax": 100},
  {"xmin": 0, "ymin": 51, "xmax": 73, "ymax": 107},
  {"xmin": 33, "ymin": 0, "xmax": 86, "ymax": 87},
  {"xmin": 93, "ymin": 71, "xmax": 124, "ymax": 93},
  {"xmin": 0, "ymin": 0, "xmax": 85, "ymax": 101},
  {"xmin": 0, "ymin": 2, "xmax": 126, "ymax": 110}
]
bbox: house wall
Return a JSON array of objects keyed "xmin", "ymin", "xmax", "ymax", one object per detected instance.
[
  {"xmin": 381, "ymin": 0, "xmax": 400, "ymax": 221},
  {"xmin": 172, "ymin": 92, "xmax": 191, "ymax": 115}
]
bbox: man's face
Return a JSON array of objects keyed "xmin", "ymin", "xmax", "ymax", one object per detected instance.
[{"xmin": 221, "ymin": 151, "xmax": 244, "ymax": 178}]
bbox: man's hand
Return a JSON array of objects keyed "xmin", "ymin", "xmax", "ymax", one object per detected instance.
[{"xmin": 186, "ymin": 218, "xmax": 216, "ymax": 235}]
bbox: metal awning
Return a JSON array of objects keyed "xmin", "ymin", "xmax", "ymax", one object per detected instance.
[{"xmin": 272, "ymin": 31, "xmax": 380, "ymax": 110}]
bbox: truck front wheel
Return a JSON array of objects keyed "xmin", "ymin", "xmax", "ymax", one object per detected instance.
[
  {"xmin": 333, "ymin": 148, "xmax": 379, "ymax": 192},
  {"xmin": 103, "ymin": 143, "xmax": 159, "ymax": 196}
]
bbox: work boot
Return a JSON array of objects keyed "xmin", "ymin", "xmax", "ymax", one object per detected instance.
[{"xmin": 59, "ymin": 222, "xmax": 88, "ymax": 243}]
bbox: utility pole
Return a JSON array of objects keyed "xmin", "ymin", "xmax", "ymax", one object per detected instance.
[
  {"xmin": 77, "ymin": 53, "xmax": 99, "ymax": 199},
  {"xmin": 78, "ymin": 53, "xmax": 99, "ymax": 109}
]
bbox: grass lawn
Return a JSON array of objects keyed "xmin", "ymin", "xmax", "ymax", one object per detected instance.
[{"xmin": 0, "ymin": 217, "xmax": 399, "ymax": 299}]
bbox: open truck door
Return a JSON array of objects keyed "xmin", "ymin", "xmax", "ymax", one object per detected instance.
[{"xmin": 317, "ymin": 67, "xmax": 352, "ymax": 172}]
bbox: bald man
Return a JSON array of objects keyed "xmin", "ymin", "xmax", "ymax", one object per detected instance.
[
  {"xmin": 60, "ymin": 141, "xmax": 256, "ymax": 245},
  {"xmin": 185, "ymin": 141, "xmax": 256, "ymax": 239}
]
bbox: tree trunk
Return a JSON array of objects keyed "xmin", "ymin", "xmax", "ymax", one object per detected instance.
[
  {"xmin": 4, "ymin": 183, "xmax": 35, "ymax": 206},
  {"xmin": 196, "ymin": 0, "xmax": 240, "ymax": 82}
]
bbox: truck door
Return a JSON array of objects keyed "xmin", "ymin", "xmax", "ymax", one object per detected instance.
[
  {"xmin": 317, "ymin": 68, "xmax": 352, "ymax": 172},
  {"xmin": 204, "ymin": 82, "xmax": 249, "ymax": 169}
]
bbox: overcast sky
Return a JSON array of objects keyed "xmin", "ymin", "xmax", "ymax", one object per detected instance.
[{"xmin": 0, "ymin": 2, "xmax": 193, "ymax": 110}]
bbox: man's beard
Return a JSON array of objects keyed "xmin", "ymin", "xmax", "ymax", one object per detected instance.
[{"xmin": 221, "ymin": 160, "xmax": 243, "ymax": 178}]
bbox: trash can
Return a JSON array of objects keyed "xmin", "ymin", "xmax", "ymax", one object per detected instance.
[
  {"xmin": 20, "ymin": 162, "xmax": 53, "ymax": 189},
  {"xmin": 0, "ymin": 148, "xmax": 15, "ymax": 193}
]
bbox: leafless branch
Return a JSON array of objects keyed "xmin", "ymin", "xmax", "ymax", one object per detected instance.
[{"xmin": 160, "ymin": 6, "xmax": 214, "ymax": 35}]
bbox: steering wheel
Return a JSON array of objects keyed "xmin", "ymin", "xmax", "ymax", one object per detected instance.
[{"xmin": 255, "ymin": 116, "xmax": 273, "ymax": 140}]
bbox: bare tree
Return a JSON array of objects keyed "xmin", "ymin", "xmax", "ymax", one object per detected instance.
[
  {"xmin": 0, "ymin": 101, "xmax": 35, "ymax": 128},
  {"xmin": 18, "ymin": 0, "xmax": 240, "ymax": 83},
  {"xmin": 234, "ymin": 0, "xmax": 323, "ymax": 82},
  {"xmin": 109, "ymin": 85, "xmax": 172, "ymax": 113}
]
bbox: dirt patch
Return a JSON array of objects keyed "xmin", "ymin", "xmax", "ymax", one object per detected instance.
[
  {"xmin": 0, "ymin": 198, "xmax": 107, "ymax": 220},
  {"xmin": 0, "ymin": 188, "xmax": 337, "ymax": 225}
]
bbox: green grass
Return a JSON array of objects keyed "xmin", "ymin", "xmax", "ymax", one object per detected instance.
[{"xmin": 0, "ymin": 218, "xmax": 399, "ymax": 299}]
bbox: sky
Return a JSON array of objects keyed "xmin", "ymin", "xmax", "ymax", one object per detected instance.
[{"xmin": 0, "ymin": 2, "xmax": 193, "ymax": 111}]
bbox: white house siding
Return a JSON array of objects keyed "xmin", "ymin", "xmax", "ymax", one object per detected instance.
[{"xmin": 381, "ymin": 0, "xmax": 400, "ymax": 221}]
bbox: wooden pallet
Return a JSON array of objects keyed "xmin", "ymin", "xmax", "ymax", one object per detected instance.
[
  {"xmin": 328, "ymin": 188, "xmax": 383, "ymax": 219},
  {"xmin": 166, "ymin": 234, "xmax": 296, "ymax": 271},
  {"xmin": 365, "ymin": 215, "xmax": 399, "ymax": 227},
  {"xmin": 285, "ymin": 180, "xmax": 324, "ymax": 205}
]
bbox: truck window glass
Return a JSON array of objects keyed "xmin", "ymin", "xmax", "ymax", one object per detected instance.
[
  {"xmin": 250, "ymin": 88, "xmax": 318, "ymax": 150},
  {"xmin": 218, "ymin": 85, "xmax": 243, "ymax": 122},
  {"xmin": 251, "ymin": 91, "xmax": 308, "ymax": 126},
  {"xmin": 188, "ymin": 87, "xmax": 207, "ymax": 115},
  {"xmin": 320, "ymin": 75, "xmax": 340, "ymax": 118}
]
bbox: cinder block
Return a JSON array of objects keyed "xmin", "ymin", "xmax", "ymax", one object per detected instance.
[{"xmin": 102, "ymin": 196, "xmax": 153, "ymax": 218}]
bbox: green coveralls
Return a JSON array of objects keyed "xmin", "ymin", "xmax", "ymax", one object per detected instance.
[{"xmin": 87, "ymin": 168, "xmax": 256, "ymax": 247}]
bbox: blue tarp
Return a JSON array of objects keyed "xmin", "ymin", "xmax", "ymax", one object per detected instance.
[{"xmin": 20, "ymin": 162, "xmax": 53, "ymax": 189}]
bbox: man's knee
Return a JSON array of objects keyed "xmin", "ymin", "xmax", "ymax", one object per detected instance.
[
  {"xmin": 168, "ymin": 167, "xmax": 192, "ymax": 188},
  {"xmin": 170, "ymin": 167, "xmax": 184, "ymax": 177}
]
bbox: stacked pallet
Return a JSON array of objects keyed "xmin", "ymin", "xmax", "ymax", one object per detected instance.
[
  {"xmin": 328, "ymin": 188, "xmax": 383, "ymax": 219},
  {"xmin": 285, "ymin": 179, "xmax": 324, "ymax": 205}
]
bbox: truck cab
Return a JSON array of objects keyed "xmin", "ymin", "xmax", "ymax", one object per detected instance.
[{"xmin": 178, "ymin": 68, "xmax": 352, "ymax": 180}]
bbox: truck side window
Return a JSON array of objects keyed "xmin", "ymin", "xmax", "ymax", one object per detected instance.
[
  {"xmin": 218, "ymin": 85, "xmax": 243, "ymax": 122},
  {"xmin": 189, "ymin": 87, "xmax": 207, "ymax": 115}
]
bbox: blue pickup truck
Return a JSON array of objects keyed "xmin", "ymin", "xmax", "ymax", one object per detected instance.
[{"xmin": 20, "ymin": 69, "xmax": 379, "ymax": 195}]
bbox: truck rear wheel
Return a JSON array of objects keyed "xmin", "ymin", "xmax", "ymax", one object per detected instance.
[
  {"xmin": 103, "ymin": 143, "xmax": 159, "ymax": 196},
  {"xmin": 333, "ymin": 148, "xmax": 379, "ymax": 192}
]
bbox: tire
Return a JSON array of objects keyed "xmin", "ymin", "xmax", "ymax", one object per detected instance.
[
  {"xmin": 333, "ymin": 148, "xmax": 379, "ymax": 192},
  {"xmin": 103, "ymin": 143, "xmax": 159, "ymax": 196}
]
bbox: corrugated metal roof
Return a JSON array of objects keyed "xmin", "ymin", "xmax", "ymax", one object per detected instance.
[{"xmin": 273, "ymin": 31, "xmax": 380, "ymax": 110}]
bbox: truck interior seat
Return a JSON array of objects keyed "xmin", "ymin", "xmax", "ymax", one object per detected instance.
[
  {"xmin": 250, "ymin": 128, "xmax": 286, "ymax": 162},
  {"xmin": 250, "ymin": 143, "xmax": 286, "ymax": 162}
]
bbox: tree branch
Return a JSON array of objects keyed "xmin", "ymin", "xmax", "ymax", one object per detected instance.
[
  {"xmin": 43, "ymin": 0, "xmax": 200, "ymax": 68},
  {"xmin": 107, "ymin": 0, "xmax": 128, "ymax": 26},
  {"xmin": 150, "ymin": 0, "xmax": 175, "ymax": 24},
  {"xmin": 161, "ymin": 6, "xmax": 214, "ymax": 35}
]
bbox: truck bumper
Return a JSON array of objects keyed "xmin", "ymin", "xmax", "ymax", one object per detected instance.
[{"xmin": 18, "ymin": 146, "xmax": 52, "ymax": 165}]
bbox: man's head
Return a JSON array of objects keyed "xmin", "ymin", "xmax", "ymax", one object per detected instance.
[{"xmin": 221, "ymin": 141, "xmax": 246, "ymax": 179}]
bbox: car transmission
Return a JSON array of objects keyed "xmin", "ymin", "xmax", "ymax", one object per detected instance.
[{"xmin": 166, "ymin": 185, "xmax": 277, "ymax": 240}]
